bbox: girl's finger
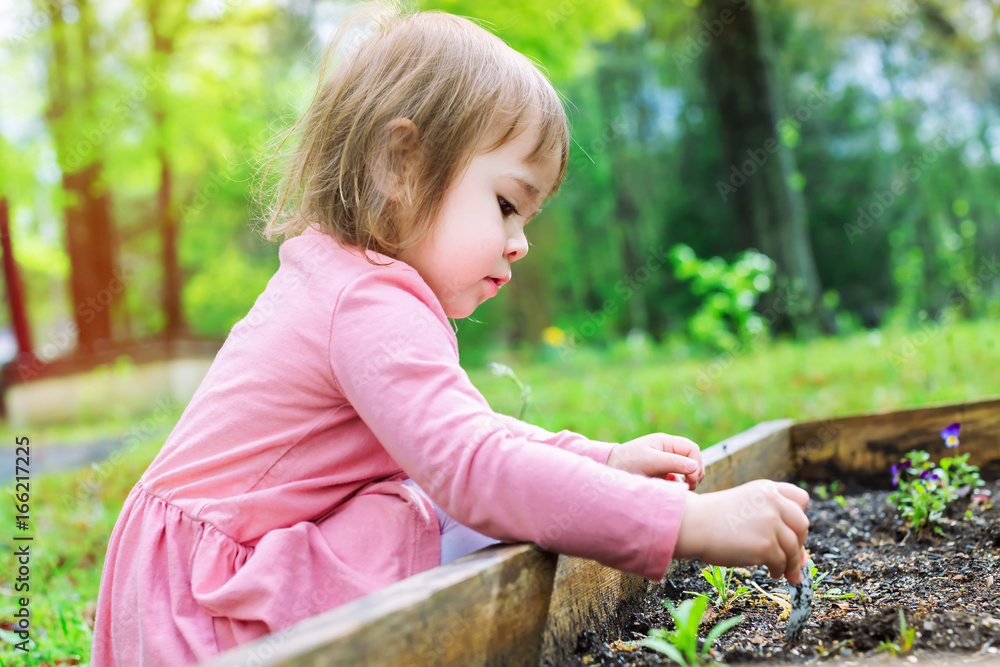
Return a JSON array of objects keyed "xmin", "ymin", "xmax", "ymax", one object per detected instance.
[
  {"xmin": 662, "ymin": 435, "xmax": 701, "ymax": 459},
  {"xmin": 646, "ymin": 452, "xmax": 699, "ymax": 477},
  {"xmin": 776, "ymin": 482, "xmax": 810, "ymax": 509}
]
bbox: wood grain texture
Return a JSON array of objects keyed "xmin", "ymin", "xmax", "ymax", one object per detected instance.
[
  {"xmin": 792, "ymin": 397, "xmax": 1000, "ymax": 485},
  {"xmin": 538, "ymin": 556, "xmax": 654, "ymax": 663},
  {"xmin": 202, "ymin": 542, "xmax": 557, "ymax": 667},
  {"xmin": 699, "ymin": 419, "xmax": 796, "ymax": 492}
]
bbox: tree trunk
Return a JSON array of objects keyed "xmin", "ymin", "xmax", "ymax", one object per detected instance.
[
  {"xmin": 147, "ymin": 0, "xmax": 188, "ymax": 339},
  {"xmin": 0, "ymin": 198, "xmax": 34, "ymax": 361},
  {"xmin": 44, "ymin": 0, "xmax": 120, "ymax": 355},
  {"xmin": 699, "ymin": 0, "xmax": 832, "ymax": 334},
  {"xmin": 596, "ymin": 38, "xmax": 651, "ymax": 335},
  {"xmin": 157, "ymin": 150, "xmax": 184, "ymax": 336}
]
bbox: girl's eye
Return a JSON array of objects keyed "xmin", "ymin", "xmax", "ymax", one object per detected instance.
[{"xmin": 497, "ymin": 196, "xmax": 519, "ymax": 218}]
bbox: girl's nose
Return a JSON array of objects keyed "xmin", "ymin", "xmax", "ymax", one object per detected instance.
[{"xmin": 505, "ymin": 228, "xmax": 529, "ymax": 262}]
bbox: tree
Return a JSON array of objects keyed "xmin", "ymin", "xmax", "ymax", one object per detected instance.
[
  {"xmin": 143, "ymin": 0, "xmax": 192, "ymax": 339},
  {"xmin": 42, "ymin": 0, "xmax": 122, "ymax": 354},
  {"xmin": 697, "ymin": 0, "xmax": 832, "ymax": 334}
]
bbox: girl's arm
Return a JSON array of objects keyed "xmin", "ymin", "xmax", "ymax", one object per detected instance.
[
  {"xmin": 328, "ymin": 270, "xmax": 688, "ymax": 583},
  {"xmin": 488, "ymin": 412, "xmax": 616, "ymax": 465}
]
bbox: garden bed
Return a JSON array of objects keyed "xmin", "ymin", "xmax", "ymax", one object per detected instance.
[
  {"xmin": 545, "ymin": 477, "xmax": 1000, "ymax": 666},
  {"xmin": 205, "ymin": 398, "xmax": 1000, "ymax": 667}
]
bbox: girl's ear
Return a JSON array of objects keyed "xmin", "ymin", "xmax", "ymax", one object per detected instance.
[{"xmin": 371, "ymin": 118, "xmax": 421, "ymax": 203}]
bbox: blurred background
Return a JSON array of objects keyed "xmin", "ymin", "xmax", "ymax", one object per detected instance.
[
  {"xmin": 1, "ymin": 0, "xmax": 1000, "ymax": 662},
  {"xmin": 1, "ymin": 0, "xmax": 999, "ymax": 383}
]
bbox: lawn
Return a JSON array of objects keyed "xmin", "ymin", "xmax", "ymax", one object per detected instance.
[{"xmin": 1, "ymin": 318, "xmax": 997, "ymax": 666}]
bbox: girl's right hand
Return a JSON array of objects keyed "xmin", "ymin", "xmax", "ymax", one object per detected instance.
[{"xmin": 673, "ymin": 480, "xmax": 810, "ymax": 584}]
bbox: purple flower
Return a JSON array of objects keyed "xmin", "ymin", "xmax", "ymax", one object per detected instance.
[
  {"xmin": 891, "ymin": 464, "xmax": 901, "ymax": 487},
  {"xmin": 941, "ymin": 422, "xmax": 961, "ymax": 448},
  {"xmin": 920, "ymin": 469, "xmax": 939, "ymax": 482}
]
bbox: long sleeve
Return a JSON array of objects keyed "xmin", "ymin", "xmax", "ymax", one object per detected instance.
[
  {"xmin": 328, "ymin": 270, "xmax": 687, "ymax": 582},
  {"xmin": 491, "ymin": 412, "xmax": 616, "ymax": 466}
]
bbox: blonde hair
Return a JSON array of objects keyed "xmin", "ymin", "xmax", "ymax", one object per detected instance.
[{"xmin": 258, "ymin": 3, "xmax": 570, "ymax": 264}]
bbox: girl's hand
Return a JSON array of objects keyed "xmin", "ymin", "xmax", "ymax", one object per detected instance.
[
  {"xmin": 606, "ymin": 433, "xmax": 705, "ymax": 490},
  {"xmin": 674, "ymin": 480, "xmax": 810, "ymax": 584}
]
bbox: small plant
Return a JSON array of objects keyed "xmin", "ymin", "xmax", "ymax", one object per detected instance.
[
  {"xmin": 806, "ymin": 559, "xmax": 830, "ymax": 590},
  {"xmin": 814, "ymin": 480, "xmax": 844, "ymax": 501},
  {"xmin": 686, "ymin": 565, "xmax": 750, "ymax": 608},
  {"xmin": 642, "ymin": 596, "xmax": 744, "ymax": 667},
  {"xmin": 874, "ymin": 609, "xmax": 916, "ymax": 656},
  {"xmin": 488, "ymin": 362, "xmax": 532, "ymax": 420},
  {"xmin": 805, "ymin": 560, "xmax": 856, "ymax": 600},
  {"xmin": 888, "ymin": 422, "xmax": 985, "ymax": 534}
]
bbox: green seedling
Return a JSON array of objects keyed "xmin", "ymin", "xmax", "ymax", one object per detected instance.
[
  {"xmin": 686, "ymin": 565, "xmax": 750, "ymax": 608},
  {"xmin": 834, "ymin": 495, "xmax": 847, "ymax": 508},
  {"xmin": 803, "ymin": 559, "xmax": 855, "ymax": 599},
  {"xmin": 814, "ymin": 480, "xmax": 844, "ymax": 501},
  {"xmin": 807, "ymin": 560, "xmax": 830, "ymax": 589},
  {"xmin": 817, "ymin": 587, "xmax": 856, "ymax": 600},
  {"xmin": 874, "ymin": 609, "xmax": 916, "ymax": 656},
  {"xmin": 642, "ymin": 596, "xmax": 744, "ymax": 667}
]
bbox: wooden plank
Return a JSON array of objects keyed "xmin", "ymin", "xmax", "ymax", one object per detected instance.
[
  {"xmin": 698, "ymin": 418, "xmax": 796, "ymax": 492},
  {"xmin": 536, "ymin": 419, "xmax": 795, "ymax": 664},
  {"xmin": 792, "ymin": 397, "xmax": 1000, "ymax": 485},
  {"xmin": 203, "ymin": 542, "xmax": 557, "ymax": 667},
  {"xmin": 538, "ymin": 558, "xmax": 653, "ymax": 663}
]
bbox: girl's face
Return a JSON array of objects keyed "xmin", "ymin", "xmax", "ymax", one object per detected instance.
[{"xmin": 396, "ymin": 126, "xmax": 559, "ymax": 319}]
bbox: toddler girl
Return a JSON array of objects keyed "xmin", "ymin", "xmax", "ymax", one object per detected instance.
[{"xmin": 91, "ymin": 6, "xmax": 809, "ymax": 665}]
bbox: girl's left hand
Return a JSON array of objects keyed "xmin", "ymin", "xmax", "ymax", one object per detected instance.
[{"xmin": 605, "ymin": 433, "xmax": 705, "ymax": 490}]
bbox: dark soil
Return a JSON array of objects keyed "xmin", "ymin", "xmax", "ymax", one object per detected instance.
[{"xmin": 545, "ymin": 479, "xmax": 1000, "ymax": 666}]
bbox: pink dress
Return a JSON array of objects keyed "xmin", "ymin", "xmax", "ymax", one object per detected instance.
[{"xmin": 90, "ymin": 227, "xmax": 687, "ymax": 666}]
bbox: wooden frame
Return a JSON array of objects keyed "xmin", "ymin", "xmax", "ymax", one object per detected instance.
[{"xmin": 204, "ymin": 397, "xmax": 1000, "ymax": 667}]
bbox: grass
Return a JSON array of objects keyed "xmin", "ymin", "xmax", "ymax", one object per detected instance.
[
  {"xmin": 0, "ymin": 437, "xmax": 163, "ymax": 666},
  {"xmin": 469, "ymin": 319, "xmax": 1000, "ymax": 448},
  {"xmin": 0, "ymin": 403, "xmax": 186, "ymax": 450},
  {"xmin": 0, "ymin": 317, "xmax": 997, "ymax": 664}
]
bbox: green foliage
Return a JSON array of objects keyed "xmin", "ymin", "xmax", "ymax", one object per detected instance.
[
  {"xmin": 813, "ymin": 480, "xmax": 844, "ymax": 500},
  {"xmin": 470, "ymin": 319, "xmax": 1000, "ymax": 450},
  {"xmin": 875, "ymin": 610, "xmax": 916, "ymax": 657},
  {"xmin": 939, "ymin": 453, "xmax": 985, "ymax": 493},
  {"xmin": 670, "ymin": 246, "xmax": 777, "ymax": 353},
  {"xmin": 888, "ymin": 448, "xmax": 984, "ymax": 534},
  {"xmin": 686, "ymin": 566, "xmax": 750, "ymax": 609},
  {"xmin": 642, "ymin": 596, "xmax": 743, "ymax": 667},
  {"xmin": 419, "ymin": 0, "xmax": 642, "ymax": 80}
]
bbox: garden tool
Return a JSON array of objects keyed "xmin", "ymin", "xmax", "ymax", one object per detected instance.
[{"xmin": 785, "ymin": 565, "xmax": 813, "ymax": 641}]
